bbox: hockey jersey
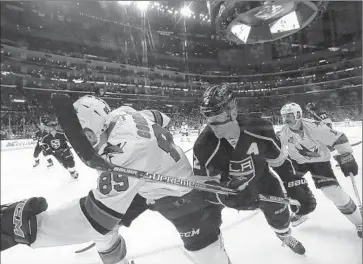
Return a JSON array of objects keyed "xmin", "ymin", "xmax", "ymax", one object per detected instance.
[
  {"xmin": 33, "ymin": 129, "xmax": 48, "ymax": 143},
  {"xmin": 311, "ymin": 110, "xmax": 333, "ymax": 128},
  {"xmin": 80, "ymin": 109, "xmax": 194, "ymax": 234},
  {"xmin": 31, "ymin": 109, "xmax": 196, "ymax": 248},
  {"xmin": 40, "ymin": 132, "xmax": 70, "ymax": 152},
  {"xmin": 193, "ymin": 116, "xmax": 294, "ymax": 186},
  {"xmin": 278, "ymin": 118, "xmax": 352, "ymax": 164}
]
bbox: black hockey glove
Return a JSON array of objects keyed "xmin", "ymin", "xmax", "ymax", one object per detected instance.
[
  {"xmin": 334, "ymin": 153, "xmax": 358, "ymax": 177},
  {"xmin": 1, "ymin": 197, "xmax": 48, "ymax": 251},
  {"xmin": 284, "ymin": 178, "xmax": 316, "ymax": 215},
  {"xmin": 204, "ymin": 180, "xmax": 259, "ymax": 211},
  {"xmin": 41, "ymin": 143, "xmax": 53, "ymax": 156}
]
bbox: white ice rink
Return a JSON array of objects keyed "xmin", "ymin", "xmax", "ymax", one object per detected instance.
[{"xmin": 1, "ymin": 125, "xmax": 362, "ymax": 264}]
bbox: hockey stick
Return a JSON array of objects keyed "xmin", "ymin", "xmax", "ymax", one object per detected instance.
[
  {"xmin": 51, "ymin": 94, "xmax": 301, "ymax": 202},
  {"xmin": 351, "ymin": 141, "xmax": 362, "ymax": 147},
  {"xmin": 349, "ymin": 173, "xmax": 362, "ymax": 214},
  {"xmin": 75, "ymin": 242, "xmax": 95, "ymax": 253},
  {"xmin": 184, "ymin": 147, "xmax": 193, "ymax": 154}
]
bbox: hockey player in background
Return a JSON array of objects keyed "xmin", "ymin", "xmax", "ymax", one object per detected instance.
[
  {"xmin": 180, "ymin": 121, "xmax": 190, "ymax": 142},
  {"xmin": 193, "ymin": 84, "xmax": 316, "ymax": 255},
  {"xmin": 279, "ymin": 102, "xmax": 362, "ymax": 237},
  {"xmin": 32, "ymin": 122, "xmax": 53, "ymax": 168},
  {"xmin": 0, "ymin": 95, "xmax": 261, "ymax": 264},
  {"xmin": 40, "ymin": 120, "xmax": 79, "ymax": 179},
  {"xmin": 305, "ymin": 102, "xmax": 333, "ymax": 128}
]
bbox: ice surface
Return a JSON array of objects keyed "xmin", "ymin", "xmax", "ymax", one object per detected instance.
[{"xmin": 1, "ymin": 126, "xmax": 362, "ymax": 264}]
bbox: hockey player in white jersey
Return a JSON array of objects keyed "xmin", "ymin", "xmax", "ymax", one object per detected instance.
[
  {"xmin": 1, "ymin": 95, "xmax": 259, "ymax": 264},
  {"xmin": 180, "ymin": 121, "xmax": 190, "ymax": 142},
  {"xmin": 279, "ymin": 103, "xmax": 362, "ymax": 237}
]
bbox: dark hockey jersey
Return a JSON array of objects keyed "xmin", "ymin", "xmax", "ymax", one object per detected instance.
[
  {"xmin": 193, "ymin": 116, "xmax": 295, "ymax": 184},
  {"xmin": 40, "ymin": 132, "xmax": 70, "ymax": 152},
  {"xmin": 309, "ymin": 110, "xmax": 333, "ymax": 128},
  {"xmin": 33, "ymin": 130, "xmax": 48, "ymax": 142}
]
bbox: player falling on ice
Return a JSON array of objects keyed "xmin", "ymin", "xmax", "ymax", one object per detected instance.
[
  {"xmin": 193, "ymin": 84, "xmax": 316, "ymax": 255},
  {"xmin": 32, "ymin": 121, "xmax": 53, "ymax": 168},
  {"xmin": 180, "ymin": 121, "xmax": 190, "ymax": 142},
  {"xmin": 40, "ymin": 120, "xmax": 79, "ymax": 179},
  {"xmin": 0, "ymin": 94, "xmax": 262, "ymax": 264},
  {"xmin": 279, "ymin": 102, "xmax": 362, "ymax": 237}
]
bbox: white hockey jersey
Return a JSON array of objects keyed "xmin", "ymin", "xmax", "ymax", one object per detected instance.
[
  {"xmin": 181, "ymin": 124, "xmax": 189, "ymax": 133},
  {"xmin": 32, "ymin": 109, "xmax": 195, "ymax": 248},
  {"xmin": 279, "ymin": 118, "xmax": 353, "ymax": 164}
]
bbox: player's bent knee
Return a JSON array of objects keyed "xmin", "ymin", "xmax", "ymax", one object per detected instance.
[
  {"xmin": 187, "ymin": 236, "xmax": 231, "ymax": 264},
  {"xmin": 96, "ymin": 234, "xmax": 127, "ymax": 264}
]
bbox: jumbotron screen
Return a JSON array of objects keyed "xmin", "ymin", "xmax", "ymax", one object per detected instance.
[{"xmin": 269, "ymin": 11, "xmax": 300, "ymax": 34}]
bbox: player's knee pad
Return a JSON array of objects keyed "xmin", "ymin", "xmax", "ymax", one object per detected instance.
[
  {"xmin": 321, "ymin": 185, "xmax": 357, "ymax": 214},
  {"xmin": 187, "ymin": 235, "xmax": 231, "ymax": 264},
  {"xmin": 96, "ymin": 232, "xmax": 127, "ymax": 264}
]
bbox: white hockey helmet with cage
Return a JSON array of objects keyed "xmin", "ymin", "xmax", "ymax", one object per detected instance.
[
  {"xmin": 280, "ymin": 103, "xmax": 303, "ymax": 120},
  {"xmin": 73, "ymin": 95, "xmax": 111, "ymax": 146}
]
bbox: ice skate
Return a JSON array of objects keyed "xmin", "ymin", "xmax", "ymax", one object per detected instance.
[
  {"xmin": 47, "ymin": 160, "xmax": 54, "ymax": 168},
  {"xmin": 33, "ymin": 160, "xmax": 40, "ymax": 168},
  {"xmin": 70, "ymin": 171, "xmax": 79, "ymax": 179},
  {"xmin": 277, "ymin": 231, "xmax": 305, "ymax": 255}
]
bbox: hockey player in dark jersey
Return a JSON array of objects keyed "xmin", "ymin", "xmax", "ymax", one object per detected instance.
[
  {"xmin": 306, "ymin": 102, "xmax": 333, "ymax": 129},
  {"xmin": 41, "ymin": 120, "xmax": 79, "ymax": 179},
  {"xmin": 193, "ymin": 84, "xmax": 317, "ymax": 255},
  {"xmin": 32, "ymin": 122, "xmax": 53, "ymax": 168}
]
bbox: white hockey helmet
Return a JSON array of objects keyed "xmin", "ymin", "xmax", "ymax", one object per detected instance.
[
  {"xmin": 280, "ymin": 103, "xmax": 303, "ymax": 120},
  {"xmin": 73, "ymin": 95, "xmax": 111, "ymax": 146}
]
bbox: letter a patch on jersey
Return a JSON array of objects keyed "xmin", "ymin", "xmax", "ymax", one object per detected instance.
[{"xmin": 246, "ymin": 142, "xmax": 259, "ymax": 155}]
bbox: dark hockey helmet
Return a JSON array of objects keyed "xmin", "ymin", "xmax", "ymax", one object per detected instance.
[{"xmin": 200, "ymin": 84, "xmax": 235, "ymax": 117}]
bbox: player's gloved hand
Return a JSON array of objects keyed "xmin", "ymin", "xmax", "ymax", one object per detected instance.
[
  {"xmin": 334, "ymin": 152, "xmax": 358, "ymax": 177},
  {"xmin": 284, "ymin": 178, "xmax": 316, "ymax": 215},
  {"xmin": 204, "ymin": 179, "xmax": 259, "ymax": 211},
  {"xmin": 41, "ymin": 143, "xmax": 52, "ymax": 155},
  {"xmin": 1, "ymin": 197, "xmax": 48, "ymax": 251}
]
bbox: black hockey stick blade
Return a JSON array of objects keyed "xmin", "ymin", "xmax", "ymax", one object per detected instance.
[
  {"xmin": 75, "ymin": 242, "xmax": 95, "ymax": 254},
  {"xmin": 351, "ymin": 140, "xmax": 362, "ymax": 147}
]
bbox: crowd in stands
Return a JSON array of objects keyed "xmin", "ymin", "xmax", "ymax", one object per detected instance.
[
  {"xmin": 1, "ymin": 84, "xmax": 361, "ymax": 140},
  {"xmin": 0, "ymin": 2, "xmax": 361, "ymax": 140}
]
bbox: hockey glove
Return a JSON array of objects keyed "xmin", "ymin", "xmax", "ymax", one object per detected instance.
[
  {"xmin": 284, "ymin": 178, "xmax": 316, "ymax": 215},
  {"xmin": 41, "ymin": 143, "xmax": 53, "ymax": 156},
  {"xmin": 334, "ymin": 153, "xmax": 358, "ymax": 177},
  {"xmin": 204, "ymin": 180, "xmax": 259, "ymax": 211},
  {"xmin": 1, "ymin": 197, "xmax": 48, "ymax": 251}
]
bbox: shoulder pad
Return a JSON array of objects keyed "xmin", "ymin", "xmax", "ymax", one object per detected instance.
[{"xmin": 193, "ymin": 126, "xmax": 218, "ymax": 165}]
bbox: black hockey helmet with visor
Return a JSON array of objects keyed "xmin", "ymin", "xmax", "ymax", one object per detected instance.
[{"xmin": 200, "ymin": 84, "xmax": 236, "ymax": 121}]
